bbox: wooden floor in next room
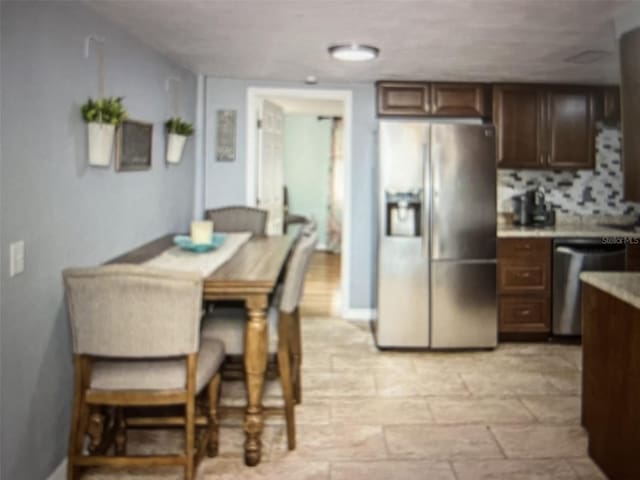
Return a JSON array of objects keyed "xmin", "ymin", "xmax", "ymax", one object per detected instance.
[{"xmin": 300, "ymin": 252, "xmax": 341, "ymax": 317}]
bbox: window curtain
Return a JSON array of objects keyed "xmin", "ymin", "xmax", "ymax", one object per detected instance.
[{"xmin": 327, "ymin": 118, "xmax": 343, "ymax": 253}]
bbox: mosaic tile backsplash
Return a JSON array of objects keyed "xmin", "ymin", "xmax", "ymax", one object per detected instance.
[{"xmin": 497, "ymin": 125, "xmax": 640, "ymax": 217}]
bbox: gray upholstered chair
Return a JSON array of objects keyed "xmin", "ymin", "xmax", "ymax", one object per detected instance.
[
  {"xmin": 200, "ymin": 230, "xmax": 318, "ymax": 450},
  {"xmin": 301, "ymin": 218, "xmax": 318, "ymax": 236},
  {"xmin": 205, "ymin": 206, "xmax": 268, "ymax": 235},
  {"xmin": 62, "ymin": 265, "xmax": 225, "ymax": 480}
]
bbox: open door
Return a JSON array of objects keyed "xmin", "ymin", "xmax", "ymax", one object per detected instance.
[{"xmin": 257, "ymin": 99, "xmax": 285, "ymax": 235}]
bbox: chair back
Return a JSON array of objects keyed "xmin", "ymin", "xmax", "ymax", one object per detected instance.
[
  {"xmin": 63, "ymin": 265, "xmax": 203, "ymax": 358},
  {"xmin": 279, "ymin": 231, "xmax": 318, "ymax": 313},
  {"xmin": 205, "ymin": 206, "xmax": 268, "ymax": 235}
]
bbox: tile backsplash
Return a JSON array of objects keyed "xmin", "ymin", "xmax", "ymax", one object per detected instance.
[{"xmin": 497, "ymin": 125, "xmax": 640, "ymax": 217}]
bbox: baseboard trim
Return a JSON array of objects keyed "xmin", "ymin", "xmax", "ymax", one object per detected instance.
[
  {"xmin": 342, "ymin": 308, "xmax": 377, "ymax": 321},
  {"xmin": 47, "ymin": 458, "xmax": 67, "ymax": 480}
]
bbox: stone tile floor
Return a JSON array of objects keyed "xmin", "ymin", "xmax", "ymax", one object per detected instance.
[{"xmin": 84, "ymin": 316, "xmax": 607, "ymax": 479}]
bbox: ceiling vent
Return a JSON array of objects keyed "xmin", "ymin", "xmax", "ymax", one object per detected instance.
[{"xmin": 564, "ymin": 50, "xmax": 611, "ymax": 64}]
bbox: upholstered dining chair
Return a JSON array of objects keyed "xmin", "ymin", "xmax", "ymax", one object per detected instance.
[
  {"xmin": 200, "ymin": 230, "xmax": 318, "ymax": 450},
  {"xmin": 62, "ymin": 265, "xmax": 226, "ymax": 480},
  {"xmin": 205, "ymin": 206, "xmax": 268, "ymax": 235}
]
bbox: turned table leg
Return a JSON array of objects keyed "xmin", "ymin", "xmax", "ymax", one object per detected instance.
[{"xmin": 243, "ymin": 294, "xmax": 269, "ymax": 466}]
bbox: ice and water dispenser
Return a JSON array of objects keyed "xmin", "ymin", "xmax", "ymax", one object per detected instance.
[{"xmin": 384, "ymin": 190, "xmax": 422, "ymax": 237}]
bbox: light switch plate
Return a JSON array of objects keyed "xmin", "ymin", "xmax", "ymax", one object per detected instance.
[{"xmin": 10, "ymin": 241, "xmax": 24, "ymax": 277}]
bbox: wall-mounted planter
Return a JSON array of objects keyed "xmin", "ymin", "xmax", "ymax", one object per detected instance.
[
  {"xmin": 166, "ymin": 133, "xmax": 187, "ymax": 164},
  {"xmin": 87, "ymin": 122, "xmax": 115, "ymax": 167}
]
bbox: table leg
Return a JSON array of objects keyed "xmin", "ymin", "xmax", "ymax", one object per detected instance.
[{"xmin": 243, "ymin": 294, "xmax": 269, "ymax": 466}]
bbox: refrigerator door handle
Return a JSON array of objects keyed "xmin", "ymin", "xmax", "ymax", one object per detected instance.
[
  {"xmin": 422, "ymin": 141, "xmax": 430, "ymax": 258},
  {"xmin": 432, "ymin": 142, "xmax": 441, "ymax": 201}
]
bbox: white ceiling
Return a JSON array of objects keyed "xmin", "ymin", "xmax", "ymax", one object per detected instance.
[{"xmin": 87, "ymin": 0, "xmax": 638, "ymax": 84}]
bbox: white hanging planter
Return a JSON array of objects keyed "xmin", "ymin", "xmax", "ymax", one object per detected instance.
[
  {"xmin": 166, "ymin": 133, "xmax": 187, "ymax": 164},
  {"xmin": 87, "ymin": 122, "xmax": 115, "ymax": 167}
]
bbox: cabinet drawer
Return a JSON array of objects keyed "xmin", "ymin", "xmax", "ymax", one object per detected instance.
[
  {"xmin": 498, "ymin": 262, "xmax": 549, "ymax": 293},
  {"xmin": 499, "ymin": 296, "xmax": 550, "ymax": 333},
  {"xmin": 498, "ymin": 238, "xmax": 550, "ymax": 261}
]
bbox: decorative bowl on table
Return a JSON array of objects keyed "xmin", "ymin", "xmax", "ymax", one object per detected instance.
[{"xmin": 173, "ymin": 233, "xmax": 226, "ymax": 253}]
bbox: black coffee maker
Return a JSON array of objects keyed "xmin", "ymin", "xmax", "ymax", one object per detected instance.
[{"xmin": 512, "ymin": 188, "xmax": 555, "ymax": 227}]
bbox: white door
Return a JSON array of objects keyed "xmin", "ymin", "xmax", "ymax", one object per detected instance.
[{"xmin": 257, "ymin": 99, "xmax": 285, "ymax": 235}]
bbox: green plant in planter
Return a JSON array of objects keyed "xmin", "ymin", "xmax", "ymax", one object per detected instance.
[
  {"xmin": 166, "ymin": 117, "xmax": 194, "ymax": 136},
  {"xmin": 81, "ymin": 97, "xmax": 127, "ymax": 125}
]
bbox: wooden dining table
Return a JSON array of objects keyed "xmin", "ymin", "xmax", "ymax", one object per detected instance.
[{"xmin": 109, "ymin": 233, "xmax": 295, "ymax": 466}]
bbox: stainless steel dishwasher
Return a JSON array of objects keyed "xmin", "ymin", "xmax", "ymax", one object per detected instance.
[{"xmin": 553, "ymin": 238, "xmax": 626, "ymax": 336}]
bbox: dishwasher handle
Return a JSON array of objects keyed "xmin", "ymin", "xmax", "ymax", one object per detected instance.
[
  {"xmin": 555, "ymin": 245, "xmax": 626, "ymax": 275},
  {"xmin": 556, "ymin": 245, "xmax": 626, "ymax": 257}
]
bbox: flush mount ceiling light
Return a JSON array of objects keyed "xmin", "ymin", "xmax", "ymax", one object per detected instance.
[
  {"xmin": 328, "ymin": 43, "xmax": 379, "ymax": 62},
  {"xmin": 564, "ymin": 50, "xmax": 611, "ymax": 64}
]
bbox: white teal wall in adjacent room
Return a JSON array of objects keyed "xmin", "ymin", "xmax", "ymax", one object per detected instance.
[{"xmin": 283, "ymin": 114, "xmax": 332, "ymax": 248}]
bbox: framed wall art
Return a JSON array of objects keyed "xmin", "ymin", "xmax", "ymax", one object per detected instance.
[
  {"xmin": 116, "ymin": 119, "xmax": 153, "ymax": 171},
  {"xmin": 216, "ymin": 110, "xmax": 236, "ymax": 162}
]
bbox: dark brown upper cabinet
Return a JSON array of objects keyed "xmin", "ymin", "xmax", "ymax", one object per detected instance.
[
  {"xmin": 430, "ymin": 83, "xmax": 490, "ymax": 117},
  {"xmin": 377, "ymin": 82, "xmax": 431, "ymax": 116},
  {"xmin": 495, "ymin": 84, "xmax": 598, "ymax": 170},
  {"xmin": 602, "ymin": 86, "xmax": 621, "ymax": 125},
  {"xmin": 494, "ymin": 85, "xmax": 544, "ymax": 168},
  {"xmin": 545, "ymin": 87, "xmax": 597, "ymax": 169},
  {"xmin": 377, "ymin": 81, "xmax": 490, "ymax": 118},
  {"xmin": 621, "ymin": 29, "xmax": 640, "ymax": 202}
]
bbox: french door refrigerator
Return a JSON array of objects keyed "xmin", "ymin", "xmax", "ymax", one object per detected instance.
[{"xmin": 375, "ymin": 121, "xmax": 497, "ymax": 349}]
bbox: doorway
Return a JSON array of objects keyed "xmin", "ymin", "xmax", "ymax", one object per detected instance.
[{"xmin": 246, "ymin": 88, "xmax": 352, "ymax": 317}]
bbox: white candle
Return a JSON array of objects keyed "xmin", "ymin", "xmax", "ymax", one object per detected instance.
[{"xmin": 190, "ymin": 220, "xmax": 213, "ymax": 244}]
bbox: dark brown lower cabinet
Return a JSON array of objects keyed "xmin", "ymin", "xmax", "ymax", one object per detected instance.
[
  {"xmin": 499, "ymin": 297, "xmax": 550, "ymax": 334},
  {"xmin": 626, "ymin": 243, "xmax": 640, "ymax": 271},
  {"xmin": 498, "ymin": 238, "xmax": 551, "ymax": 339},
  {"xmin": 582, "ymin": 284, "xmax": 640, "ymax": 479}
]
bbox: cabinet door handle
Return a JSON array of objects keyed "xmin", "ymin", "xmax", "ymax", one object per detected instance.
[
  {"xmin": 518, "ymin": 244, "xmax": 532, "ymax": 250},
  {"xmin": 517, "ymin": 271, "xmax": 532, "ymax": 278},
  {"xmin": 518, "ymin": 309, "xmax": 532, "ymax": 316}
]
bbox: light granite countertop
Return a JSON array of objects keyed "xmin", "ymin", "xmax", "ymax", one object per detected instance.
[
  {"xmin": 498, "ymin": 223, "xmax": 640, "ymax": 239},
  {"xmin": 580, "ymin": 272, "xmax": 640, "ymax": 310}
]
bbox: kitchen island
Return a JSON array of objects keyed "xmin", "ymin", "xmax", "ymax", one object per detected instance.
[{"xmin": 580, "ymin": 272, "xmax": 640, "ymax": 480}]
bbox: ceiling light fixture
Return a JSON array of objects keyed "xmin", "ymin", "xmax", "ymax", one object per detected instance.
[
  {"xmin": 305, "ymin": 75, "xmax": 318, "ymax": 85},
  {"xmin": 328, "ymin": 43, "xmax": 379, "ymax": 62}
]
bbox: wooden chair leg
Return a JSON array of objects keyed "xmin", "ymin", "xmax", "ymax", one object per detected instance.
[
  {"xmin": 278, "ymin": 313, "xmax": 296, "ymax": 450},
  {"xmin": 185, "ymin": 354, "xmax": 197, "ymax": 480},
  {"xmin": 207, "ymin": 373, "xmax": 221, "ymax": 457},
  {"xmin": 291, "ymin": 308, "xmax": 302, "ymax": 405},
  {"xmin": 67, "ymin": 357, "xmax": 85, "ymax": 480}
]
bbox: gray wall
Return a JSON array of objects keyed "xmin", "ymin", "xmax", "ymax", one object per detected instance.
[
  {"xmin": 0, "ymin": 3, "xmax": 197, "ymax": 478},
  {"xmin": 204, "ymin": 78, "xmax": 377, "ymax": 310}
]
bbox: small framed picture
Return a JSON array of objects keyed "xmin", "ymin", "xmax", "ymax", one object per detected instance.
[{"xmin": 116, "ymin": 119, "xmax": 153, "ymax": 171}]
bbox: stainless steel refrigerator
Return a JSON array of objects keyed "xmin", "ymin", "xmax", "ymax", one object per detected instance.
[{"xmin": 375, "ymin": 121, "xmax": 497, "ymax": 349}]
